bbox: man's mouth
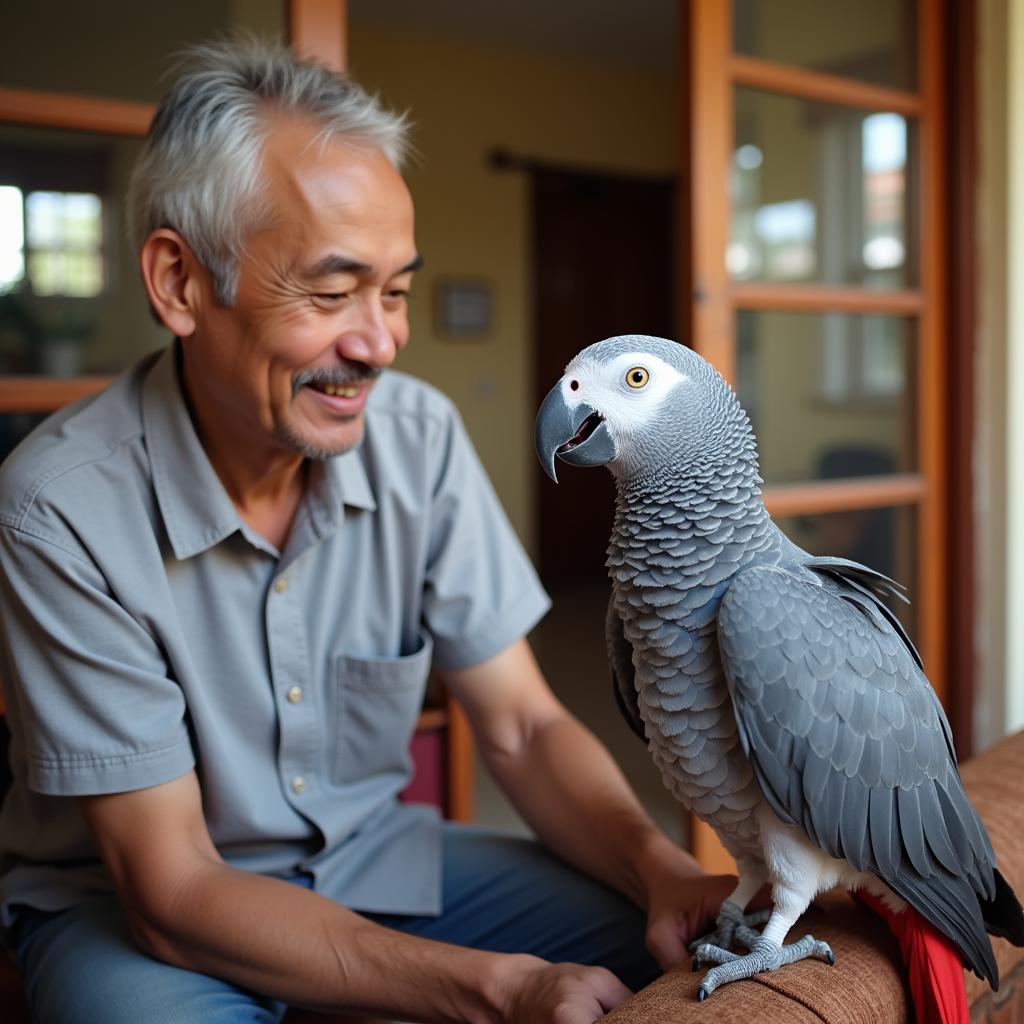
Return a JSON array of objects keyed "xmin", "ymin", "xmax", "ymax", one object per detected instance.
[{"xmin": 306, "ymin": 382, "xmax": 362, "ymax": 398}]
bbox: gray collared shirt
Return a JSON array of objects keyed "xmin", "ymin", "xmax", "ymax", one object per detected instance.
[{"xmin": 0, "ymin": 345, "xmax": 549, "ymax": 925}]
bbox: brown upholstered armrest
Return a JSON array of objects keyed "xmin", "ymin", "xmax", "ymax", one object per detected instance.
[{"xmin": 606, "ymin": 730, "xmax": 1024, "ymax": 1024}]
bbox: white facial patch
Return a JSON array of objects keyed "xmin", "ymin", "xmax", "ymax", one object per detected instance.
[{"xmin": 560, "ymin": 351, "xmax": 687, "ymax": 449}]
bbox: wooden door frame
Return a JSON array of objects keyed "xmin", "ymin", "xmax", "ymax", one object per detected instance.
[
  {"xmin": 682, "ymin": 0, "xmax": 967, "ymax": 865},
  {"xmin": 946, "ymin": 0, "xmax": 978, "ymax": 761}
]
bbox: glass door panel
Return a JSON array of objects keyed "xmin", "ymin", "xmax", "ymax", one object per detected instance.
[
  {"xmin": 732, "ymin": 0, "xmax": 917, "ymax": 90},
  {"xmin": 731, "ymin": 89, "xmax": 916, "ymax": 288},
  {"xmin": 735, "ymin": 310, "xmax": 916, "ymax": 485}
]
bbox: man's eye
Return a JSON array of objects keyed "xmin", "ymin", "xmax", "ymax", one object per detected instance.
[{"xmin": 312, "ymin": 293, "xmax": 349, "ymax": 306}]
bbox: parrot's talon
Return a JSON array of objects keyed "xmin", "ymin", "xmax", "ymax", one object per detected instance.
[
  {"xmin": 697, "ymin": 986, "xmax": 708, "ymax": 1002},
  {"xmin": 693, "ymin": 935, "xmax": 834, "ymax": 1000},
  {"xmin": 826, "ymin": 950, "xmax": 835, "ymax": 966},
  {"xmin": 691, "ymin": 956, "xmax": 700, "ymax": 972}
]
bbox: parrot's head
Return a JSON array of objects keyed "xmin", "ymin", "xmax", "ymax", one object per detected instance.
[{"xmin": 534, "ymin": 334, "xmax": 755, "ymax": 484}]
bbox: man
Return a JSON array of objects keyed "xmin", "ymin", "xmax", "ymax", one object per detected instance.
[{"xmin": 0, "ymin": 39, "xmax": 732, "ymax": 1023}]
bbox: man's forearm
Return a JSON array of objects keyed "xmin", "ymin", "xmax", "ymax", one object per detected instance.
[
  {"xmin": 483, "ymin": 711, "xmax": 701, "ymax": 907},
  {"xmin": 131, "ymin": 858, "xmax": 524, "ymax": 1023}
]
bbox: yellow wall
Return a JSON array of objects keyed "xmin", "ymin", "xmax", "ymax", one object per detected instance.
[{"xmin": 345, "ymin": 28, "xmax": 678, "ymax": 551}]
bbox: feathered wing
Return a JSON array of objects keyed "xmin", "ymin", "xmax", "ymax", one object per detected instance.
[
  {"xmin": 605, "ymin": 596, "xmax": 646, "ymax": 741},
  {"xmin": 716, "ymin": 558, "xmax": 1022, "ymax": 985}
]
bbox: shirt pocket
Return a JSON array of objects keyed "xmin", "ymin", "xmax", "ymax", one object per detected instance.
[{"xmin": 330, "ymin": 632, "xmax": 434, "ymax": 786}]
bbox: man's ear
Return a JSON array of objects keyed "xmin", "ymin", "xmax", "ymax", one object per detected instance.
[{"xmin": 139, "ymin": 229, "xmax": 205, "ymax": 337}]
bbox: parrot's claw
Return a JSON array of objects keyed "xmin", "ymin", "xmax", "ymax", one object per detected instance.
[
  {"xmin": 693, "ymin": 935, "xmax": 835, "ymax": 999},
  {"xmin": 687, "ymin": 900, "xmax": 771, "ymax": 955}
]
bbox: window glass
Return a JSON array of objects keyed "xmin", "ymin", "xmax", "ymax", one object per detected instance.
[
  {"xmin": 0, "ymin": 125, "xmax": 164, "ymax": 376},
  {"xmin": 0, "ymin": 186, "xmax": 25, "ymax": 294},
  {"xmin": 733, "ymin": 0, "xmax": 917, "ymax": 91},
  {"xmin": 735, "ymin": 311, "xmax": 916, "ymax": 486},
  {"xmin": 731, "ymin": 89, "xmax": 916, "ymax": 289},
  {"xmin": 23, "ymin": 191, "xmax": 105, "ymax": 297}
]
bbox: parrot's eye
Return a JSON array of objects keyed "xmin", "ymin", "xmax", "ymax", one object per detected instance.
[{"xmin": 625, "ymin": 367, "xmax": 650, "ymax": 389}]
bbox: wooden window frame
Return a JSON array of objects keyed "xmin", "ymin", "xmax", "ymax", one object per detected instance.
[{"xmin": 683, "ymin": 0, "xmax": 954, "ymax": 868}]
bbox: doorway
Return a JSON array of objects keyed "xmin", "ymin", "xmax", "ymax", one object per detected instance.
[{"xmin": 532, "ymin": 167, "xmax": 676, "ymax": 584}]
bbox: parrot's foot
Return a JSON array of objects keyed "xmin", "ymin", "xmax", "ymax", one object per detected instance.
[
  {"xmin": 687, "ymin": 900, "xmax": 772, "ymax": 962},
  {"xmin": 694, "ymin": 935, "xmax": 835, "ymax": 1000}
]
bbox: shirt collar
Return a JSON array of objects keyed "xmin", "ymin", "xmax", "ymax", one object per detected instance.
[
  {"xmin": 142, "ymin": 345, "xmax": 244, "ymax": 560},
  {"xmin": 142, "ymin": 345, "xmax": 378, "ymax": 561}
]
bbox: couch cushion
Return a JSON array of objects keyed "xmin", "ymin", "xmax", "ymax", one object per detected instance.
[
  {"xmin": 605, "ymin": 892, "xmax": 908, "ymax": 1024},
  {"xmin": 962, "ymin": 731, "xmax": 1024, "ymax": 1019},
  {"xmin": 607, "ymin": 729, "xmax": 1024, "ymax": 1023}
]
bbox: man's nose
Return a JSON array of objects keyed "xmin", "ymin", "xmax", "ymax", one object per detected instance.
[{"xmin": 335, "ymin": 297, "xmax": 398, "ymax": 367}]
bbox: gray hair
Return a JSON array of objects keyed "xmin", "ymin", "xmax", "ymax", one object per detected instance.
[{"xmin": 127, "ymin": 37, "xmax": 410, "ymax": 306}]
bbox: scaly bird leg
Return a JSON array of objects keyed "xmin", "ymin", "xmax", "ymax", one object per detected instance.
[
  {"xmin": 693, "ymin": 909, "xmax": 834, "ymax": 1000},
  {"xmin": 688, "ymin": 864, "xmax": 769, "ymax": 959},
  {"xmin": 687, "ymin": 900, "xmax": 771, "ymax": 961}
]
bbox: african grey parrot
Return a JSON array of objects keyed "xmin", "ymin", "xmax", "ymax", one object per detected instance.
[{"xmin": 534, "ymin": 335, "xmax": 1024, "ymax": 1007}]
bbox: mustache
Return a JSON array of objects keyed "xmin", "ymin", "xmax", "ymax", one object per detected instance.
[{"xmin": 292, "ymin": 366, "xmax": 382, "ymax": 396}]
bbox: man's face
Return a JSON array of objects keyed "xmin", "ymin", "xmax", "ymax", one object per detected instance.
[{"xmin": 184, "ymin": 119, "xmax": 418, "ymax": 461}]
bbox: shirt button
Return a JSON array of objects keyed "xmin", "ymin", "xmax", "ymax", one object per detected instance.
[
  {"xmin": 274, "ymin": 577, "xmax": 289, "ymax": 594},
  {"xmin": 291, "ymin": 776, "xmax": 306, "ymax": 794},
  {"xmin": 286, "ymin": 686, "xmax": 303, "ymax": 704}
]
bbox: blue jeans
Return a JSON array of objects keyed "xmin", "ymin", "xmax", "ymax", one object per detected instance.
[{"xmin": 13, "ymin": 824, "xmax": 660, "ymax": 1023}]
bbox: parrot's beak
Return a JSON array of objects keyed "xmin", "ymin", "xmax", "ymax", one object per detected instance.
[{"xmin": 534, "ymin": 383, "xmax": 616, "ymax": 483}]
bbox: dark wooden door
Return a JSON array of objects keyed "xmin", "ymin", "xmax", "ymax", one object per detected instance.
[{"xmin": 532, "ymin": 168, "xmax": 675, "ymax": 583}]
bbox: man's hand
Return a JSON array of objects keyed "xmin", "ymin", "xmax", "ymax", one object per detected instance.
[
  {"xmin": 634, "ymin": 834, "xmax": 740, "ymax": 970},
  {"xmin": 495, "ymin": 955, "xmax": 632, "ymax": 1024}
]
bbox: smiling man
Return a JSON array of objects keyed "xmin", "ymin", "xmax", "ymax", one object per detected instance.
[{"xmin": 0, "ymin": 39, "xmax": 730, "ymax": 1024}]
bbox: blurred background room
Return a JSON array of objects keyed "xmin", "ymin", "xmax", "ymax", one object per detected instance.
[{"xmin": 0, "ymin": 0, "xmax": 1019, "ymax": 857}]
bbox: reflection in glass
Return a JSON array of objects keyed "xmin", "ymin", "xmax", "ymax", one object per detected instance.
[
  {"xmin": 0, "ymin": 125, "xmax": 166, "ymax": 376},
  {"xmin": 730, "ymin": 89, "xmax": 915, "ymax": 288},
  {"xmin": 733, "ymin": 0, "xmax": 917, "ymax": 91},
  {"xmin": 775, "ymin": 505, "xmax": 918, "ymax": 640},
  {"xmin": 735, "ymin": 311, "xmax": 916, "ymax": 486}
]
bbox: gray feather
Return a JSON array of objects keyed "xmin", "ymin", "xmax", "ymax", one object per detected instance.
[{"xmin": 605, "ymin": 597, "xmax": 645, "ymax": 741}]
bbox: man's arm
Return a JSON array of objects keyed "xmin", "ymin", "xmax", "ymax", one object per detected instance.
[
  {"xmin": 438, "ymin": 638, "xmax": 738, "ymax": 968},
  {"xmin": 80, "ymin": 770, "xmax": 630, "ymax": 1024}
]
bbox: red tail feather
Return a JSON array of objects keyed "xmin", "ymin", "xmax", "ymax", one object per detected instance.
[{"xmin": 853, "ymin": 890, "xmax": 968, "ymax": 1024}]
